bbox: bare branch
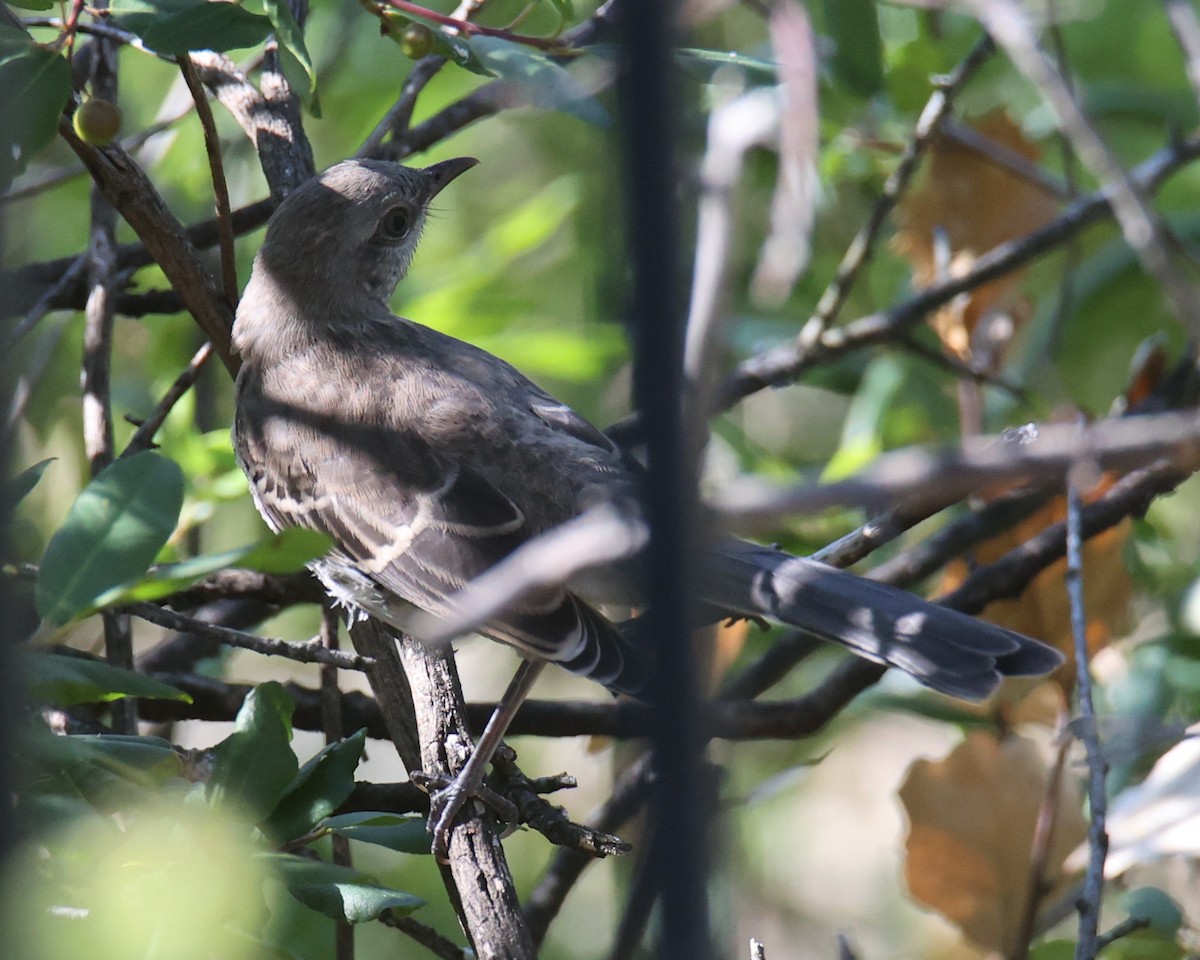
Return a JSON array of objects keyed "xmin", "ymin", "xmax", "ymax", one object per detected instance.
[
  {"xmin": 379, "ymin": 911, "xmax": 471, "ymax": 960},
  {"xmin": 1165, "ymin": 0, "xmax": 1200, "ymax": 110},
  {"xmin": 716, "ymin": 410, "xmax": 1200, "ymax": 529},
  {"xmin": 721, "ymin": 131, "xmax": 1200, "ymax": 407},
  {"xmin": 797, "ymin": 34, "xmax": 995, "ymax": 348},
  {"xmin": 968, "ymin": 0, "xmax": 1200, "ymax": 336},
  {"xmin": 188, "ymin": 51, "xmax": 315, "ymax": 201},
  {"xmin": 122, "ymin": 342, "xmax": 214, "ymax": 457},
  {"xmin": 178, "ymin": 56, "xmax": 238, "ymax": 307},
  {"xmin": 357, "ymin": 56, "xmax": 446, "ymax": 158},
  {"xmin": 59, "ymin": 124, "xmax": 238, "ymax": 374},
  {"xmin": 3, "ymin": 200, "xmax": 274, "ymax": 321},
  {"xmin": 124, "ymin": 602, "xmax": 370, "ymax": 670},
  {"xmin": 1067, "ymin": 454, "xmax": 1110, "ymax": 960}
]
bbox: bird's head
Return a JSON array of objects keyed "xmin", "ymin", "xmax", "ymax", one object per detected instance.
[{"xmin": 255, "ymin": 157, "xmax": 478, "ymax": 306}]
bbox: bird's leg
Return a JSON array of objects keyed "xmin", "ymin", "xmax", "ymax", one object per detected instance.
[{"xmin": 417, "ymin": 657, "xmax": 546, "ymax": 861}]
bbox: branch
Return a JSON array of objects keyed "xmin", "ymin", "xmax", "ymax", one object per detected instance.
[
  {"xmin": 59, "ymin": 124, "xmax": 238, "ymax": 375},
  {"xmin": 716, "ymin": 409, "xmax": 1200, "ymax": 529},
  {"xmin": 389, "ymin": 630, "xmax": 536, "ymax": 958},
  {"xmin": 1067, "ymin": 464, "xmax": 1110, "ymax": 960},
  {"xmin": 720, "ymin": 131, "xmax": 1200, "ymax": 407},
  {"xmin": 124, "ymin": 602, "xmax": 370, "ymax": 670},
  {"xmin": 970, "ymin": 0, "xmax": 1200, "ymax": 337},
  {"xmin": 178, "ymin": 56, "xmax": 238, "ymax": 306},
  {"xmin": 122, "ymin": 341, "xmax": 213, "ymax": 456},
  {"xmin": 375, "ymin": 0, "xmax": 564, "ymax": 50},
  {"xmin": 188, "ymin": 50, "xmax": 315, "ymax": 201},
  {"xmin": 796, "ymin": 34, "xmax": 995, "ymax": 349},
  {"xmin": 489, "ymin": 747, "xmax": 632, "ymax": 858},
  {"xmin": 379, "ymin": 911, "xmax": 471, "ymax": 960},
  {"xmin": 155, "ymin": 568, "xmax": 325, "ymax": 610},
  {"xmin": 2, "ymin": 200, "xmax": 274, "ymax": 322}
]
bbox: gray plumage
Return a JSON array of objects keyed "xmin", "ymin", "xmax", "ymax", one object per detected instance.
[{"xmin": 233, "ymin": 158, "xmax": 1061, "ymax": 701}]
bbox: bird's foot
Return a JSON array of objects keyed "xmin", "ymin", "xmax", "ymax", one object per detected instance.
[{"xmin": 411, "ymin": 768, "xmax": 519, "ymax": 862}]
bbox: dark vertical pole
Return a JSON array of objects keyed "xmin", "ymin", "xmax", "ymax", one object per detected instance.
[{"xmin": 616, "ymin": 2, "xmax": 710, "ymax": 959}]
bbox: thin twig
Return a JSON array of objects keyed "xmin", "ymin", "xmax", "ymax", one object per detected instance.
[
  {"xmin": 939, "ymin": 118, "xmax": 1071, "ymax": 200},
  {"xmin": 124, "ymin": 602, "xmax": 371, "ymax": 670},
  {"xmin": 716, "ymin": 410, "xmax": 1200, "ymax": 528},
  {"xmin": 3, "ymin": 315, "xmax": 71, "ymax": 442},
  {"xmin": 379, "ymin": 911, "xmax": 470, "ymax": 960},
  {"xmin": 21, "ymin": 16, "xmax": 170, "ymax": 60},
  {"xmin": 719, "ymin": 130, "xmax": 1200, "ymax": 409},
  {"xmin": 318, "ymin": 604, "xmax": 354, "ymax": 960},
  {"xmin": 971, "ymin": 0, "xmax": 1200, "ymax": 337},
  {"xmin": 1066, "ymin": 457, "xmax": 1109, "ymax": 960},
  {"xmin": 178, "ymin": 56, "xmax": 238, "ymax": 308},
  {"xmin": 1164, "ymin": 0, "xmax": 1200, "ymax": 109},
  {"xmin": 1012, "ymin": 711, "xmax": 1072, "ymax": 960},
  {"xmin": 6, "ymin": 255, "xmax": 87, "ymax": 346},
  {"xmin": 60, "ymin": 122, "xmax": 238, "ymax": 375},
  {"xmin": 81, "ymin": 19, "xmax": 139, "ymax": 735},
  {"xmin": 489, "ymin": 748, "xmax": 632, "ymax": 857},
  {"xmin": 122, "ymin": 341, "xmax": 213, "ymax": 457},
  {"xmin": 375, "ymin": 0, "xmax": 563, "ymax": 49},
  {"xmin": 357, "ymin": 55, "xmax": 446, "ymax": 158},
  {"xmin": 896, "ymin": 331, "xmax": 1027, "ymax": 397},
  {"xmin": 1094, "ymin": 916, "xmax": 1151, "ymax": 953},
  {"xmin": 797, "ymin": 35, "xmax": 995, "ymax": 349}
]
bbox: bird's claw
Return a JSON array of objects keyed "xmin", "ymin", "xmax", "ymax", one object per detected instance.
[{"xmin": 411, "ymin": 768, "xmax": 519, "ymax": 861}]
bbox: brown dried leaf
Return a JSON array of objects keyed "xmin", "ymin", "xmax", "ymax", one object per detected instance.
[
  {"xmin": 893, "ymin": 111, "xmax": 1059, "ymax": 361},
  {"xmin": 900, "ymin": 731, "xmax": 1088, "ymax": 954}
]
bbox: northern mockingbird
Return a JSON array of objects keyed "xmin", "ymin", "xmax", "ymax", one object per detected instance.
[{"xmin": 233, "ymin": 158, "xmax": 1061, "ymax": 854}]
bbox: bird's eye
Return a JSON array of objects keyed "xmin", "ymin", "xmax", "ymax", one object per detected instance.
[{"xmin": 375, "ymin": 207, "xmax": 412, "ymax": 242}]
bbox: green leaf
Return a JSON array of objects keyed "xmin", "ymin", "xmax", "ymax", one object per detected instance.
[
  {"xmin": 323, "ymin": 812, "xmax": 432, "ymax": 854},
  {"xmin": 262, "ymin": 0, "xmax": 319, "ymax": 111},
  {"xmin": 672, "ymin": 47, "xmax": 779, "ymax": 83},
  {"xmin": 5, "ymin": 458, "xmax": 54, "ymax": 509},
  {"xmin": 44, "ymin": 733, "xmax": 185, "ymax": 780},
  {"xmin": 36, "ymin": 451, "xmax": 185, "ymax": 624},
  {"xmin": 141, "ymin": 3, "xmax": 274, "ymax": 54},
  {"xmin": 264, "ymin": 729, "xmax": 366, "ymax": 843},
  {"xmin": 821, "ymin": 0, "xmax": 883, "ymax": 96},
  {"xmin": 546, "ymin": 0, "xmax": 574, "ymax": 19},
  {"xmin": 24, "ymin": 650, "xmax": 192, "ymax": 706},
  {"xmin": 472, "ymin": 36, "xmax": 608, "ymax": 126},
  {"xmin": 98, "ymin": 527, "xmax": 330, "ymax": 605},
  {"xmin": 1122, "ymin": 887, "xmax": 1184, "ymax": 939},
  {"xmin": 208, "ymin": 682, "xmax": 299, "ymax": 820},
  {"xmin": 22, "ymin": 729, "xmax": 186, "ymax": 815},
  {"xmin": 6, "ymin": 0, "xmax": 55, "ymax": 11},
  {"xmin": 266, "ymin": 854, "xmax": 425, "ymax": 923},
  {"xmin": 0, "ymin": 40, "xmax": 72, "ymax": 193}
]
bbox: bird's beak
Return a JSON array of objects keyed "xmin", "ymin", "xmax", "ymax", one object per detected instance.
[{"xmin": 423, "ymin": 157, "xmax": 479, "ymax": 198}]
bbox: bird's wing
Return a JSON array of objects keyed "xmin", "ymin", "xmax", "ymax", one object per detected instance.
[{"xmin": 235, "ymin": 386, "xmax": 648, "ymax": 693}]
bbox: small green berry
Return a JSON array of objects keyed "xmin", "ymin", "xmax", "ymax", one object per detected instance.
[
  {"xmin": 73, "ymin": 98, "xmax": 123, "ymax": 147},
  {"xmin": 400, "ymin": 23, "xmax": 435, "ymax": 60}
]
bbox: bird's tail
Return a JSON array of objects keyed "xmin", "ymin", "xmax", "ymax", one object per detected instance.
[{"xmin": 697, "ymin": 539, "xmax": 1063, "ymax": 701}]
